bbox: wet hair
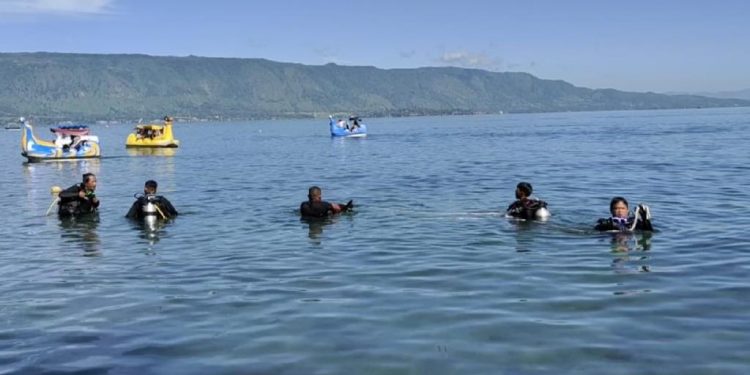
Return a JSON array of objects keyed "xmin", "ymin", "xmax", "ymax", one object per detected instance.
[
  {"xmin": 82, "ymin": 173, "xmax": 96, "ymax": 184},
  {"xmin": 308, "ymin": 186, "xmax": 321, "ymax": 200},
  {"xmin": 609, "ymin": 196, "xmax": 629, "ymax": 215},
  {"xmin": 145, "ymin": 180, "xmax": 158, "ymax": 189},
  {"xmin": 516, "ymin": 182, "xmax": 533, "ymax": 196}
]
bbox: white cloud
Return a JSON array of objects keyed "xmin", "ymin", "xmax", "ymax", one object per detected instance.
[
  {"xmin": 0, "ymin": 0, "xmax": 114, "ymax": 15},
  {"xmin": 437, "ymin": 51, "xmax": 503, "ymax": 71}
]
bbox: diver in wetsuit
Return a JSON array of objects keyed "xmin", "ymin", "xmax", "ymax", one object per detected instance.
[
  {"xmin": 58, "ymin": 173, "xmax": 100, "ymax": 217},
  {"xmin": 594, "ymin": 196, "xmax": 654, "ymax": 231},
  {"xmin": 126, "ymin": 180, "xmax": 178, "ymax": 220},
  {"xmin": 506, "ymin": 182, "xmax": 550, "ymax": 220},
  {"xmin": 300, "ymin": 186, "xmax": 353, "ymax": 218}
]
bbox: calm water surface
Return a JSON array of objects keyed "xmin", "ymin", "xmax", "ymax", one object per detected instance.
[{"xmin": 1, "ymin": 108, "xmax": 749, "ymax": 374}]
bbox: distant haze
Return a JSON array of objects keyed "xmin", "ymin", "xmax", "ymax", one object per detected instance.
[{"xmin": 666, "ymin": 89, "xmax": 750, "ymax": 101}]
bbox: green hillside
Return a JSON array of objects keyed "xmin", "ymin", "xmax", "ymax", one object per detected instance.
[{"xmin": 1, "ymin": 52, "xmax": 747, "ymax": 122}]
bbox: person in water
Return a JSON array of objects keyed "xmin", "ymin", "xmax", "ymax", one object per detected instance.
[
  {"xmin": 594, "ymin": 196, "xmax": 654, "ymax": 231},
  {"xmin": 58, "ymin": 173, "xmax": 100, "ymax": 217},
  {"xmin": 300, "ymin": 186, "xmax": 353, "ymax": 218},
  {"xmin": 506, "ymin": 182, "xmax": 550, "ymax": 220},
  {"xmin": 126, "ymin": 180, "xmax": 178, "ymax": 220}
]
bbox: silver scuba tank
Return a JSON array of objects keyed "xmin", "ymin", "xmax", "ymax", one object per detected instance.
[
  {"xmin": 143, "ymin": 195, "xmax": 158, "ymax": 229},
  {"xmin": 534, "ymin": 207, "xmax": 551, "ymax": 221}
]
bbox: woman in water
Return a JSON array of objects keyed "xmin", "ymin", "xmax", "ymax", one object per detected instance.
[{"xmin": 594, "ymin": 196, "xmax": 654, "ymax": 231}]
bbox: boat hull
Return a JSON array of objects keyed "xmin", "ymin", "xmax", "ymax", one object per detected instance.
[
  {"xmin": 126, "ymin": 120, "xmax": 180, "ymax": 148},
  {"xmin": 22, "ymin": 152, "xmax": 101, "ymax": 163},
  {"xmin": 126, "ymin": 147, "xmax": 177, "ymax": 157},
  {"xmin": 125, "ymin": 136, "xmax": 180, "ymax": 148}
]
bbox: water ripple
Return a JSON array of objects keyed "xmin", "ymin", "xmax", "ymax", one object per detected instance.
[{"xmin": 1, "ymin": 108, "xmax": 749, "ymax": 374}]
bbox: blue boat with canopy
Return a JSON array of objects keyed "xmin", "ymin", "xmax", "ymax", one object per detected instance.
[
  {"xmin": 329, "ymin": 115, "xmax": 367, "ymax": 138},
  {"xmin": 20, "ymin": 118, "xmax": 101, "ymax": 162}
]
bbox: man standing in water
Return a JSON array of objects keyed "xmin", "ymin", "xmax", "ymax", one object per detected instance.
[
  {"xmin": 58, "ymin": 173, "xmax": 99, "ymax": 217},
  {"xmin": 300, "ymin": 186, "xmax": 353, "ymax": 218},
  {"xmin": 506, "ymin": 181, "xmax": 550, "ymax": 220},
  {"xmin": 126, "ymin": 180, "xmax": 178, "ymax": 220}
]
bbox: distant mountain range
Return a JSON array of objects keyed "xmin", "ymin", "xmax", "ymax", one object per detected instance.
[
  {"xmin": 1, "ymin": 52, "xmax": 748, "ymax": 123},
  {"xmin": 665, "ymin": 89, "xmax": 750, "ymax": 101}
]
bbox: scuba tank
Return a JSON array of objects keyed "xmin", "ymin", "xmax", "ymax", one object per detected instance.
[
  {"xmin": 138, "ymin": 194, "xmax": 159, "ymax": 229},
  {"xmin": 143, "ymin": 195, "xmax": 157, "ymax": 216},
  {"xmin": 534, "ymin": 207, "xmax": 551, "ymax": 221}
]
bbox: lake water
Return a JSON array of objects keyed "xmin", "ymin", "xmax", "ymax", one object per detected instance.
[{"xmin": 1, "ymin": 108, "xmax": 749, "ymax": 374}]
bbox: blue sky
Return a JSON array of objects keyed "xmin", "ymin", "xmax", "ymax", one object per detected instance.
[{"xmin": 1, "ymin": 0, "xmax": 748, "ymax": 93}]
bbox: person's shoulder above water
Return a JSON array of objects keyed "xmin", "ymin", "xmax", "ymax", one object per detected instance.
[
  {"xmin": 126, "ymin": 180, "xmax": 178, "ymax": 220},
  {"xmin": 125, "ymin": 197, "xmax": 145, "ymax": 219},
  {"xmin": 300, "ymin": 200, "xmax": 333, "ymax": 218},
  {"xmin": 59, "ymin": 183, "xmax": 82, "ymax": 198},
  {"xmin": 505, "ymin": 181, "xmax": 550, "ymax": 221},
  {"xmin": 58, "ymin": 173, "xmax": 99, "ymax": 217},
  {"xmin": 156, "ymin": 195, "xmax": 178, "ymax": 217},
  {"xmin": 300, "ymin": 185, "xmax": 353, "ymax": 218},
  {"xmin": 507, "ymin": 198, "xmax": 549, "ymax": 220}
]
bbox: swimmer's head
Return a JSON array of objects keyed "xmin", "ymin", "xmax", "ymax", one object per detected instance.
[{"xmin": 515, "ymin": 182, "xmax": 532, "ymax": 199}]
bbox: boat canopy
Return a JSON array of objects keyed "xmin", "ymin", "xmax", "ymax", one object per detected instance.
[
  {"xmin": 50, "ymin": 125, "xmax": 90, "ymax": 136},
  {"xmin": 135, "ymin": 124, "xmax": 165, "ymax": 131}
]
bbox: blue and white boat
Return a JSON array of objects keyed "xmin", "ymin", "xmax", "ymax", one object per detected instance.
[
  {"xmin": 329, "ymin": 115, "xmax": 367, "ymax": 138},
  {"xmin": 20, "ymin": 118, "xmax": 101, "ymax": 162}
]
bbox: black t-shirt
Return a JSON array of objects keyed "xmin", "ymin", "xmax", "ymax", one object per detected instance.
[
  {"xmin": 58, "ymin": 183, "xmax": 99, "ymax": 216},
  {"xmin": 300, "ymin": 201, "xmax": 333, "ymax": 218}
]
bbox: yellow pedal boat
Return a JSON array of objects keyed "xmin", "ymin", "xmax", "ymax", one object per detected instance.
[{"xmin": 126, "ymin": 116, "xmax": 180, "ymax": 148}]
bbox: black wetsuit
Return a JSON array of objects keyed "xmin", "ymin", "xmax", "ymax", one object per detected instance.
[
  {"xmin": 300, "ymin": 200, "xmax": 352, "ymax": 218},
  {"xmin": 594, "ymin": 216, "xmax": 653, "ymax": 231},
  {"xmin": 126, "ymin": 196, "xmax": 178, "ymax": 220},
  {"xmin": 58, "ymin": 184, "xmax": 99, "ymax": 217},
  {"xmin": 506, "ymin": 198, "xmax": 548, "ymax": 220}
]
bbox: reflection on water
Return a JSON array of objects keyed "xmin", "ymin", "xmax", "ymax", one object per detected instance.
[
  {"xmin": 124, "ymin": 148, "xmax": 177, "ymax": 194},
  {"xmin": 301, "ymin": 214, "xmax": 356, "ymax": 245},
  {"xmin": 609, "ymin": 231, "xmax": 653, "ymax": 253},
  {"xmin": 608, "ymin": 231, "xmax": 653, "ymax": 274},
  {"xmin": 129, "ymin": 218, "xmax": 168, "ymax": 247},
  {"xmin": 509, "ymin": 219, "xmax": 537, "ymax": 252},
  {"xmin": 126, "ymin": 148, "xmax": 177, "ymax": 157},
  {"xmin": 301, "ymin": 217, "xmax": 333, "ymax": 245},
  {"xmin": 58, "ymin": 214, "xmax": 101, "ymax": 256},
  {"xmin": 22, "ymin": 158, "xmax": 101, "ymax": 174}
]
